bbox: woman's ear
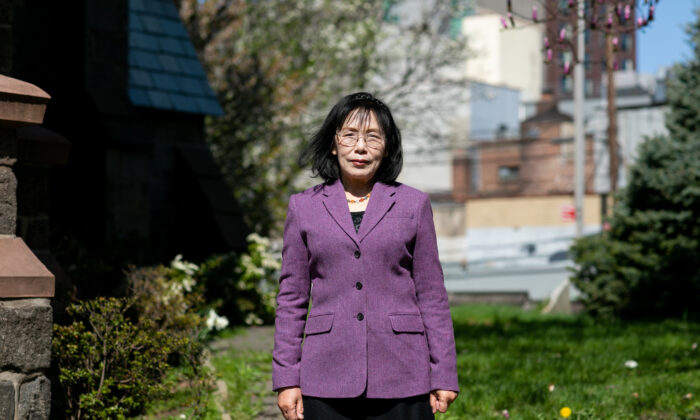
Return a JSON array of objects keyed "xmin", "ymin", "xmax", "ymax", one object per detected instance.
[{"xmin": 331, "ymin": 143, "xmax": 337, "ymax": 155}]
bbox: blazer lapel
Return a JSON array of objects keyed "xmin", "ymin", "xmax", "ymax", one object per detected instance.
[
  {"xmin": 322, "ymin": 179, "xmax": 359, "ymax": 247},
  {"xmin": 357, "ymin": 182, "xmax": 396, "ymax": 243}
]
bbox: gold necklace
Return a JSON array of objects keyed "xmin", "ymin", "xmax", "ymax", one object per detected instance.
[{"xmin": 346, "ymin": 192, "xmax": 370, "ymax": 203}]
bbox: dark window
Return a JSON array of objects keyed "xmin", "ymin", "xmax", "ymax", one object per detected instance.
[{"xmin": 498, "ymin": 166, "xmax": 519, "ymax": 182}]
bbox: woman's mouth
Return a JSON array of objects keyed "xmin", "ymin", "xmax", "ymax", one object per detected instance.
[{"xmin": 350, "ymin": 159, "xmax": 369, "ymax": 167}]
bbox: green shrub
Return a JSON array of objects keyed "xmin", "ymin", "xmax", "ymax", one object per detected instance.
[
  {"xmin": 570, "ymin": 7, "xmax": 700, "ymax": 320},
  {"xmin": 198, "ymin": 233, "xmax": 280, "ymax": 326},
  {"xmin": 53, "ymin": 297, "xmax": 177, "ymax": 419},
  {"xmin": 53, "ymin": 256, "xmax": 218, "ymax": 420},
  {"xmin": 570, "ymin": 136, "xmax": 700, "ymax": 319}
]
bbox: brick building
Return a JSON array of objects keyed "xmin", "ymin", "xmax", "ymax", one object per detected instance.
[
  {"xmin": 453, "ymin": 95, "xmax": 596, "ymax": 200},
  {"xmin": 544, "ymin": 0, "xmax": 637, "ymax": 100}
]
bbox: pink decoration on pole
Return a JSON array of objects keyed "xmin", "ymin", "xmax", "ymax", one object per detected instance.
[
  {"xmin": 612, "ymin": 36, "xmax": 619, "ymax": 47},
  {"xmin": 568, "ymin": 0, "xmax": 574, "ymax": 7},
  {"xmin": 637, "ymin": 17, "xmax": 644, "ymax": 26},
  {"xmin": 544, "ymin": 36, "xmax": 550, "ymax": 48},
  {"xmin": 559, "ymin": 27, "xmax": 566, "ymax": 41},
  {"xmin": 547, "ymin": 48, "xmax": 553, "ymax": 61},
  {"xmin": 532, "ymin": 5, "xmax": 538, "ymax": 22},
  {"xmin": 649, "ymin": 4, "xmax": 655, "ymax": 21},
  {"xmin": 614, "ymin": 61, "xmax": 620, "ymax": 70},
  {"xmin": 500, "ymin": 15, "xmax": 508, "ymax": 29},
  {"xmin": 607, "ymin": 14, "xmax": 613, "ymax": 27},
  {"xmin": 624, "ymin": 4, "xmax": 631, "ymax": 20},
  {"xmin": 564, "ymin": 61, "xmax": 571, "ymax": 75}
]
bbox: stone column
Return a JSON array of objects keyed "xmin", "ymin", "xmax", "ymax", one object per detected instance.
[{"xmin": 0, "ymin": 74, "xmax": 54, "ymax": 420}]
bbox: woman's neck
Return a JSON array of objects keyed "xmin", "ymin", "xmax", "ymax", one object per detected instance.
[{"xmin": 340, "ymin": 176, "xmax": 373, "ymax": 198}]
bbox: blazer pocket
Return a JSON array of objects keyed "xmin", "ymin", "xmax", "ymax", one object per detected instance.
[
  {"xmin": 304, "ymin": 313, "xmax": 334, "ymax": 335},
  {"xmin": 389, "ymin": 313, "xmax": 425, "ymax": 333}
]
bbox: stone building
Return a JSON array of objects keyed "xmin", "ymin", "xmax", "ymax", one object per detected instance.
[
  {"xmin": 3, "ymin": 0, "xmax": 247, "ymax": 270},
  {"xmin": 1, "ymin": 1, "xmax": 248, "ymax": 417}
]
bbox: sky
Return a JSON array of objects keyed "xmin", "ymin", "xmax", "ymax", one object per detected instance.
[{"xmin": 637, "ymin": 0, "xmax": 700, "ymax": 74}]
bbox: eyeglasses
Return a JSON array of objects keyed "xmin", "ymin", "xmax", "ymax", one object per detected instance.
[{"xmin": 335, "ymin": 130, "xmax": 385, "ymax": 149}]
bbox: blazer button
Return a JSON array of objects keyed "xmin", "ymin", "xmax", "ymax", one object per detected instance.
[
  {"xmin": 355, "ymin": 282, "xmax": 363, "ymax": 290},
  {"xmin": 354, "ymin": 250, "xmax": 361, "ymax": 259},
  {"xmin": 356, "ymin": 312, "xmax": 364, "ymax": 321}
]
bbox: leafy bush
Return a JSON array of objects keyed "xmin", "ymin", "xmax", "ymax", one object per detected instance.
[
  {"xmin": 53, "ymin": 256, "xmax": 219, "ymax": 420},
  {"xmin": 53, "ymin": 297, "xmax": 177, "ymax": 419},
  {"xmin": 570, "ymin": 7, "xmax": 700, "ymax": 320},
  {"xmin": 198, "ymin": 233, "xmax": 280, "ymax": 326},
  {"xmin": 570, "ymin": 136, "xmax": 700, "ymax": 319}
]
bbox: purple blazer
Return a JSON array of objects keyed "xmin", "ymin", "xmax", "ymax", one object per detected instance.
[{"xmin": 272, "ymin": 178, "xmax": 459, "ymax": 398}]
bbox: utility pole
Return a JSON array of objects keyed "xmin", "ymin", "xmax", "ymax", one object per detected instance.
[
  {"xmin": 574, "ymin": 0, "xmax": 585, "ymax": 237},
  {"xmin": 605, "ymin": 12, "xmax": 619, "ymax": 196}
]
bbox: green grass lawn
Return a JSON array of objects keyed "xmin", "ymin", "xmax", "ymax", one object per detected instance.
[
  {"xmin": 137, "ymin": 305, "xmax": 700, "ymax": 419},
  {"xmin": 446, "ymin": 304, "xmax": 700, "ymax": 420}
]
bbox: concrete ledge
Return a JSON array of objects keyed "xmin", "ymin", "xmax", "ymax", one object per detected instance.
[
  {"xmin": 448, "ymin": 291, "xmax": 531, "ymax": 306},
  {"xmin": 0, "ymin": 237, "xmax": 54, "ymax": 297},
  {"xmin": 0, "ymin": 75, "xmax": 50, "ymax": 127}
]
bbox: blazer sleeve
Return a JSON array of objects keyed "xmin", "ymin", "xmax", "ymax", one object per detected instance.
[
  {"xmin": 413, "ymin": 193, "xmax": 460, "ymax": 393},
  {"xmin": 272, "ymin": 194, "xmax": 311, "ymax": 391}
]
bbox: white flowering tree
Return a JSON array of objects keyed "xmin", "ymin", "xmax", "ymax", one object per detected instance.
[{"xmin": 177, "ymin": 0, "xmax": 472, "ymax": 234}]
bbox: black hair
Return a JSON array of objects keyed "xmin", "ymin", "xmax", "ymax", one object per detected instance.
[{"xmin": 299, "ymin": 92, "xmax": 403, "ymax": 183}]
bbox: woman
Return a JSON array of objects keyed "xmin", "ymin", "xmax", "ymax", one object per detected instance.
[{"xmin": 273, "ymin": 92, "xmax": 459, "ymax": 420}]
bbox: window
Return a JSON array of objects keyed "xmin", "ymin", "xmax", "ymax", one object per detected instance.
[
  {"xmin": 585, "ymin": 78, "xmax": 594, "ymax": 96},
  {"xmin": 498, "ymin": 166, "xmax": 519, "ymax": 182},
  {"xmin": 624, "ymin": 59, "xmax": 634, "ymax": 71},
  {"xmin": 621, "ymin": 34, "xmax": 632, "ymax": 51},
  {"xmin": 561, "ymin": 76, "xmax": 572, "ymax": 93}
]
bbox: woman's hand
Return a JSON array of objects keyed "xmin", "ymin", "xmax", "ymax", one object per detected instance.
[
  {"xmin": 430, "ymin": 389, "xmax": 458, "ymax": 414},
  {"xmin": 277, "ymin": 386, "xmax": 304, "ymax": 420}
]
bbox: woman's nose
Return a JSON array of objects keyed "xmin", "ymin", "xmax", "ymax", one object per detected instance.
[{"xmin": 354, "ymin": 136, "xmax": 368, "ymax": 152}]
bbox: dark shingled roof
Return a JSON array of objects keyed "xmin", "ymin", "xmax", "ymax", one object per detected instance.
[{"xmin": 128, "ymin": 0, "xmax": 223, "ymax": 116}]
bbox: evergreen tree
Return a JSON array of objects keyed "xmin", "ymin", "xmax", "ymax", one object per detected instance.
[
  {"xmin": 666, "ymin": 7, "xmax": 700, "ymax": 143},
  {"xmin": 569, "ymin": 7, "xmax": 700, "ymax": 319}
]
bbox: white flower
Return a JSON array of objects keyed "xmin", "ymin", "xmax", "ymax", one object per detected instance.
[
  {"xmin": 206, "ymin": 309, "xmax": 229, "ymax": 331},
  {"xmin": 179, "ymin": 414, "xmax": 186, "ymax": 419},
  {"xmin": 171, "ymin": 254, "xmax": 199, "ymax": 276},
  {"xmin": 181, "ymin": 276, "xmax": 195, "ymax": 293},
  {"xmin": 624, "ymin": 360, "xmax": 638, "ymax": 369},
  {"xmin": 214, "ymin": 315, "xmax": 229, "ymax": 330}
]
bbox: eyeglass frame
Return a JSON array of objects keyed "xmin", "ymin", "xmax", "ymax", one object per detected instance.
[{"xmin": 334, "ymin": 129, "xmax": 386, "ymax": 149}]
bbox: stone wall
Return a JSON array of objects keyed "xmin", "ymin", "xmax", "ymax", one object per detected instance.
[
  {"xmin": 0, "ymin": 75, "xmax": 54, "ymax": 420},
  {"xmin": 0, "ymin": 300, "xmax": 52, "ymax": 419}
]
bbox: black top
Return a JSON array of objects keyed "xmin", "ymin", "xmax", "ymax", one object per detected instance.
[{"xmin": 350, "ymin": 211, "xmax": 365, "ymax": 233}]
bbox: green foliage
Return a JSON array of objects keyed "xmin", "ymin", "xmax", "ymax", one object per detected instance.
[
  {"xmin": 53, "ymin": 257, "xmax": 216, "ymax": 420},
  {"xmin": 666, "ymin": 7, "xmax": 700, "ymax": 143},
  {"xmin": 178, "ymin": 0, "xmax": 471, "ymax": 235},
  {"xmin": 569, "ymin": 6, "xmax": 700, "ymax": 320},
  {"xmin": 198, "ymin": 234, "xmax": 281, "ymax": 326},
  {"xmin": 179, "ymin": 0, "xmax": 383, "ymax": 235},
  {"xmin": 53, "ymin": 298, "xmax": 175, "ymax": 419},
  {"xmin": 570, "ymin": 135, "xmax": 700, "ymax": 319}
]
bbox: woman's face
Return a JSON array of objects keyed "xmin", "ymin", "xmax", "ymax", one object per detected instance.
[{"xmin": 332, "ymin": 110, "xmax": 388, "ymax": 186}]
